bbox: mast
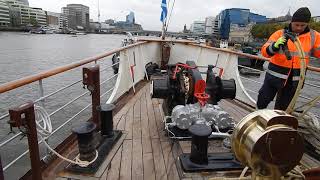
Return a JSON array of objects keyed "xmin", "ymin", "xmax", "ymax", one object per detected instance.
[
  {"xmin": 98, "ymin": 0, "xmax": 100, "ymax": 22},
  {"xmin": 161, "ymin": 21, "xmax": 166, "ymax": 40},
  {"xmin": 98, "ymin": 0, "xmax": 101, "ymax": 32}
]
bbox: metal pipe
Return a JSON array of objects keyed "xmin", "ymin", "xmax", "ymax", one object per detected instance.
[
  {"xmin": 238, "ymin": 65, "xmax": 264, "ymax": 73},
  {"xmin": 49, "ymin": 91, "xmax": 90, "ymax": 117},
  {"xmin": 0, "ymin": 114, "xmax": 9, "ymax": 121},
  {"xmin": 100, "ymin": 61, "xmax": 121, "ymax": 72},
  {"xmin": 3, "ymin": 148, "xmax": 30, "ymax": 171},
  {"xmin": 100, "ymin": 74, "xmax": 118, "ymax": 86},
  {"xmin": 38, "ymin": 80, "xmax": 45, "ymax": 107},
  {"xmin": 304, "ymin": 82, "xmax": 320, "ymax": 89},
  {"xmin": 100, "ymin": 88, "xmax": 114, "ymax": 98},
  {"xmin": 34, "ymin": 79, "xmax": 82, "ymax": 103},
  {"xmin": 245, "ymin": 88, "xmax": 259, "ymax": 95},
  {"xmin": 240, "ymin": 76, "xmax": 263, "ymax": 85}
]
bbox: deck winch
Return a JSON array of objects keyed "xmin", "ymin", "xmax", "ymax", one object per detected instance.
[
  {"xmin": 170, "ymin": 103, "xmax": 235, "ymax": 132},
  {"xmin": 232, "ymin": 110, "xmax": 304, "ymax": 179},
  {"xmin": 151, "ymin": 61, "xmax": 236, "ymax": 138},
  {"xmin": 151, "ymin": 61, "xmax": 236, "ymax": 115}
]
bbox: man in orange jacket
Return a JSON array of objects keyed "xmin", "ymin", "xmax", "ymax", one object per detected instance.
[{"xmin": 257, "ymin": 7, "xmax": 320, "ymax": 110}]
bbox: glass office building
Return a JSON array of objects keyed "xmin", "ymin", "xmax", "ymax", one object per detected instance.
[{"xmin": 218, "ymin": 8, "xmax": 266, "ymax": 39}]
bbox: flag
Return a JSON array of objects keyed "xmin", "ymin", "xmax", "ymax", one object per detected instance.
[{"xmin": 160, "ymin": 0, "xmax": 167, "ymax": 23}]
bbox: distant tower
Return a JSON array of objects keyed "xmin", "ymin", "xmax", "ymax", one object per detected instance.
[
  {"xmin": 97, "ymin": 0, "xmax": 100, "ymax": 22},
  {"xmin": 286, "ymin": 7, "xmax": 291, "ymax": 17},
  {"xmin": 126, "ymin": 11, "xmax": 135, "ymax": 24},
  {"xmin": 183, "ymin": 24, "xmax": 187, "ymax": 32}
]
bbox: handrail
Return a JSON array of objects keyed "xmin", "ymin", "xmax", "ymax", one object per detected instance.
[
  {"xmin": 0, "ymin": 41, "xmax": 148, "ymax": 94},
  {"xmin": 138, "ymin": 38, "xmax": 320, "ymax": 73}
]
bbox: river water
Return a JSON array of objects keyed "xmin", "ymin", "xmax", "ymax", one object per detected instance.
[
  {"xmin": 0, "ymin": 32, "xmax": 125, "ymax": 179},
  {"xmin": 0, "ymin": 32, "xmax": 319, "ymax": 179}
]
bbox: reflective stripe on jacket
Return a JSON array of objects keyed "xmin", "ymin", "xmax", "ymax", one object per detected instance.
[{"xmin": 261, "ymin": 28, "xmax": 320, "ymax": 81}]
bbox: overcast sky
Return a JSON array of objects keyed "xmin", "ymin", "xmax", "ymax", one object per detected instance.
[{"xmin": 29, "ymin": 0, "xmax": 319, "ymax": 31}]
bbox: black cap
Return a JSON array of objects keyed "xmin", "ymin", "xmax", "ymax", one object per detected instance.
[{"xmin": 292, "ymin": 7, "xmax": 311, "ymax": 23}]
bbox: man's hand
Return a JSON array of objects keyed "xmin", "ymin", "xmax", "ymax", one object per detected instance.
[{"xmin": 274, "ymin": 36, "xmax": 287, "ymax": 49}]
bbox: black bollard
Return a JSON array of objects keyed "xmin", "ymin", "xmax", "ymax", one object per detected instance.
[
  {"xmin": 72, "ymin": 122, "xmax": 97, "ymax": 162},
  {"xmin": 189, "ymin": 124, "xmax": 212, "ymax": 165},
  {"xmin": 97, "ymin": 104, "xmax": 116, "ymax": 137}
]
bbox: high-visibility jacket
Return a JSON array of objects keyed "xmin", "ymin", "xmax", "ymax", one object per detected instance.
[{"xmin": 261, "ymin": 28, "xmax": 320, "ymax": 81}]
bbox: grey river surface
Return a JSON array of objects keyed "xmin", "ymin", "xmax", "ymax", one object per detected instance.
[
  {"xmin": 0, "ymin": 32, "xmax": 319, "ymax": 179},
  {"xmin": 0, "ymin": 32, "xmax": 125, "ymax": 179}
]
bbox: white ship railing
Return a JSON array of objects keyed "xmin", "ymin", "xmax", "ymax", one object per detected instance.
[{"xmin": 0, "ymin": 41, "xmax": 149, "ymax": 178}]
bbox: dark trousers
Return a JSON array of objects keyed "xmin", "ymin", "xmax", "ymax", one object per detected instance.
[{"xmin": 257, "ymin": 73, "xmax": 298, "ymax": 110}]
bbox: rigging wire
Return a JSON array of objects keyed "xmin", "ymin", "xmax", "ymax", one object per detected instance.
[{"xmin": 165, "ymin": 0, "xmax": 176, "ymax": 32}]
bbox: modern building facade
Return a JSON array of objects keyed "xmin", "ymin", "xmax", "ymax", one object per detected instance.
[
  {"xmin": 66, "ymin": 4, "xmax": 89, "ymax": 30},
  {"xmin": 0, "ymin": 0, "xmax": 10, "ymax": 26},
  {"xmin": 60, "ymin": 6, "xmax": 76, "ymax": 29},
  {"xmin": 46, "ymin": 11, "xmax": 60, "ymax": 29},
  {"xmin": 229, "ymin": 23, "xmax": 254, "ymax": 43},
  {"xmin": 16, "ymin": 0, "xmax": 27, "ymax": 5},
  {"xmin": 191, "ymin": 20, "xmax": 205, "ymax": 34},
  {"xmin": 218, "ymin": 8, "xmax": 266, "ymax": 39},
  {"xmin": 126, "ymin": 11, "xmax": 135, "ymax": 24},
  {"xmin": 5, "ymin": 0, "xmax": 46, "ymax": 26},
  {"xmin": 205, "ymin": 16, "xmax": 215, "ymax": 34}
]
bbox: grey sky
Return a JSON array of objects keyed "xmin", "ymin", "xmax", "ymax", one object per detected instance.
[{"xmin": 29, "ymin": 0, "xmax": 319, "ymax": 31}]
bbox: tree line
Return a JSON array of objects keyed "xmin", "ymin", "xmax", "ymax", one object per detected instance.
[{"xmin": 251, "ymin": 21, "xmax": 320, "ymax": 39}]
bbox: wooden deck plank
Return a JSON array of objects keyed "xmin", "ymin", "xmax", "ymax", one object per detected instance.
[
  {"xmin": 146, "ymin": 89, "xmax": 159, "ymax": 139},
  {"xmin": 134, "ymin": 97, "xmax": 141, "ymax": 119},
  {"xmin": 105, "ymin": 145, "xmax": 123, "ymax": 180},
  {"xmin": 152, "ymin": 138, "xmax": 168, "ymax": 180},
  {"xmin": 133, "ymin": 99, "xmax": 142, "ymax": 140},
  {"xmin": 125, "ymin": 107, "xmax": 134, "ymax": 140},
  {"xmin": 218, "ymin": 100, "xmax": 246, "ymax": 122},
  {"xmin": 222, "ymin": 100, "xmax": 250, "ymax": 118},
  {"xmin": 179, "ymin": 141, "xmax": 191, "ymax": 153},
  {"xmin": 160, "ymin": 141, "xmax": 180, "ymax": 180},
  {"xmin": 143, "ymin": 153, "xmax": 156, "ymax": 180},
  {"xmin": 152, "ymin": 99, "xmax": 167, "ymax": 142},
  {"xmin": 119, "ymin": 140, "xmax": 132, "ymax": 180},
  {"xmin": 116, "ymin": 115, "xmax": 126, "ymax": 130},
  {"xmin": 141, "ymin": 91, "xmax": 152, "ymax": 153},
  {"xmin": 132, "ymin": 139, "xmax": 144, "ymax": 180}
]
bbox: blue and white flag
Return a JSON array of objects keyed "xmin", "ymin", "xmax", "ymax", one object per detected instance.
[{"xmin": 160, "ymin": 0, "xmax": 167, "ymax": 23}]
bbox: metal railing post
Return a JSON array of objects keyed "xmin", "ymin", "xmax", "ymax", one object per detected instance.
[
  {"xmin": 38, "ymin": 80, "xmax": 45, "ymax": 107},
  {"xmin": 8, "ymin": 102, "xmax": 42, "ymax": 180},
  {"xmin": 82, "ymin": 65, "xmax": 101, "ymax": 129}
]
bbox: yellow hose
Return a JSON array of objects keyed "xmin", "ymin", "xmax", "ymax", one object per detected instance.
[
  {"xmin": 286, "ymin": 38, "xmax": 307, "ymax": 114},
  {"xmin": 285, "ymin": 37, "xmax": 320, "ymax": 115}
]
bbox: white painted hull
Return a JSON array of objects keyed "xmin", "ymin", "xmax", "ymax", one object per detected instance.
[{"xmin": 108, "ymin": 41, "xmax": 255, "ymax": 108}]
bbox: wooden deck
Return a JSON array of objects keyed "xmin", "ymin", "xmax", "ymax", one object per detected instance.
[{"xmin": 54, "ymin": 82, "xmax": 252, "ymax": 180}]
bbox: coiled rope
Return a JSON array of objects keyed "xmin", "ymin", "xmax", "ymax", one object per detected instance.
[{"xmin": 35, "ymin": 105, "xmax": 98, "ymax": 167}]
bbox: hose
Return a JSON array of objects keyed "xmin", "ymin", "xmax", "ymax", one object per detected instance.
[
  {"xmin": 285, "ymin": 36, "xmax": 320, "ymax": 117},
  {"xmin": 285, "ymin": 38, "xmax": 306, "ymax": 114},
  {"xmin": 35, "ymin": 105, "xmax": 98, "ymax": 167}
]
